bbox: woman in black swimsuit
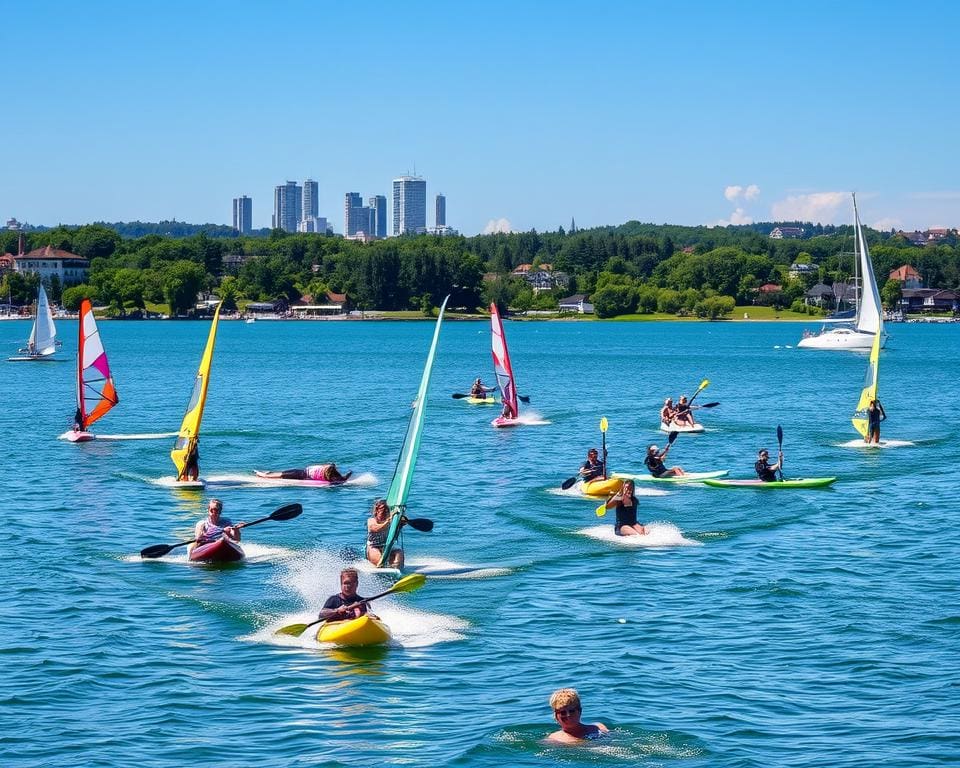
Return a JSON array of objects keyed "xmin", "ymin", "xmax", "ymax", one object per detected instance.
[{"xmin": 602, "ymin": 480, "xmax": 646, "ymax": 536}]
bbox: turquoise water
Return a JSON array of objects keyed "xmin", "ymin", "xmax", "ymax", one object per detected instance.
[{"xmin": 2, "ymin": 318, "xmax": 959, "ymax": 767}]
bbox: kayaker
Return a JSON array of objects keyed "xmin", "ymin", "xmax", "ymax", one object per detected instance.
[
  {"xmin": 674, "ymin": 395, "xmax": 695, "ymax": 427},
  {"xmin": 256, "ymin": 463, "xmax": 352, "ymax": 483},
  {"xmin": 644, "ymin": 443, "xmax": 685, "ymax": 478},
  {"xmin": 366, "ymin": 499, "xmax": 403, "ymax": 568},
  {"xmin": 578, "ymin": 449, "xmax": 604, "ymax": 482},
  {"xmin": 470, "ymin": 378, "xmax": 495, "ymax": 398},
  {"xmin": 602, "ymin": 480, "xmax": 647, "ymax": 536},
  {"xmin": 866, "ymin": 399, "xmax": 887, "ymax": 444},
  {"xmin": 181, "ymin": 440, "xmax": 200, "ymax": 482},
  {"xmin": 190, "ymin": 498, "xmax": 241, "ymax": 552},
  {"xmin": 754, "ymin": 448, "xmax": 783, "ymax": 482},
  {"xmin": 545, "ymin": 688, "xmax": 609, "ymax": 744},
  {"xmin": 659, "ymin": 397, "xmax": 675, "ymax": 425},
  {"xmin": 319, "ymin": 568, "xmax": 377, "ymax": 622}
]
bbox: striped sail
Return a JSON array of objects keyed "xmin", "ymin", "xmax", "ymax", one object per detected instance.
[
  {"xmin": 170, "ymin": 302, "xmax": 222, "ymax": 480},
  {"xmin": 76, "ymin": 299, "xmax": 118, "ymax": 430},
  {"xmin": 853, "ymin": 195, "xmax": 885, "ymax": 338},
  {"xmin": 851, "ymin": 328, "xmax": 881, "ymax": 438},
  {"xmin": 29, "ymin": 285, "xmax": 59, "ymax": 356},
  {"xmin": 378, "ymin": 295, "xmax": 449, "ymax": 567},
  {"xmin": 490, "ymin": 303, "xmax": 518, "ymax": 419}
]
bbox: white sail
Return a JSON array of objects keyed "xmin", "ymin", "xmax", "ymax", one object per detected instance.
[
  {"xmin": 29, "ymin": 286, "xmax": 59, "ymax": 356},
  {"xmin": 852, "ymin": 196, "xmax": 884, "ymax": 337}
]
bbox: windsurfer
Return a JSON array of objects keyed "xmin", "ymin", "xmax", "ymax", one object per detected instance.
[
  {"xmin": 367, "ymin": 499, "xmax": 403, "ymax": 569},
  {"xmin": 256, "ymin": 464, "xmax": 352, "ymax": 483},
  {"xmin": 645, "ymin": 443, "xmax": 685, "ymax": 478},
  {"xmin": 602, "ymin": 480, "xmax": 647, "ymax": 536},
  {"xmin": 754, "ymin": 448, "xmax": 783, "ymax": 482},
  {"xmin": 545, "ymin": 688, "xmax": 608, "ymax": 744},
  {"xmin": 72, "ymin": 407, "xmax": 84, "ymax": 432},
  {"xmin": 181, "ymin": 441, "xmax": 200, "ymax": 482},
  {"xmin": 499, "ymin": 401, "xmax": 517, "ymax": 420},
  {"xmin": 866, "ymin": 399, "xmax": 886, "ymax": 444},
  {"xmin": 578, "ymin": 449, "xmax": 604, "ymax": 482},
  {"xmin": 319, "ymin": 568, "xmax": 377, "ymax": 621},
  {"xmin": 190, "ymin": 498, "xmax": 240, "ymax": 553}
]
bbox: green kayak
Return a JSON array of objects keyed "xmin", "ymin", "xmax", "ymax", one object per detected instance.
[{"xmin": 702, "ymin": 477, "xmax": 837, "ymax": 489}]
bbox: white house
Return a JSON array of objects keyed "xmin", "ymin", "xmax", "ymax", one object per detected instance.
[
  {"xmin": 14, "ymin": 246, "xmax": 89, "ymax": 285},
  {"xmin": 558, "ymin": 293, "xmax": 594, "ymax": 314}
]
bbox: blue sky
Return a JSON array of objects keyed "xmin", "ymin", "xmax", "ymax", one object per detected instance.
[{"xmin": 3, "ymin": 0, "xmax": 957, "ymax": 235}]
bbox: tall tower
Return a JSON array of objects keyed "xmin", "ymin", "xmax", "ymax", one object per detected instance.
[
  {"xmin": 392, "ymin": 176, "xmax": 427, "ymax": 235},
  {"xmin": 369, "ymin": 195, "xmax": 387, "ymax": 238},
  {"xmin": 344, "ymin": 192, "xmax": 367, "ymax": 236},
  {"xmin": 273, "ymin": 181, "xmax": 302, "ymax": 232},
  {"xmin": 435, "ymin": 193, "xmax": 446, "ymax": 227},
  {"xmin": 232, "ymin": 196, "xmax": 252, "ymax": 235},
  {"xmin": 303, "ymin": 179, "xmax": 319, "ymax": 222}
]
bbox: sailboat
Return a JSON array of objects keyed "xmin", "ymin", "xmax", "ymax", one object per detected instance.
[
  {"xmin": 65, "ymin": 300, "xmax": 119, "ymax": 442},
  {"xmin": 170, "ymin": 301, "xmax": 223, "ymax": 487},
  {"xmin": 377, "ymin": 295, "xmax": 449, "ymax": 569},
  {"xmin": 798, "ymin": 194, "xmax": 887, "ymax": 351},
  {"xmin": 490, "ymin": 302, "xmax": 522, "ymax": 428},
  {"xmin": 851, "ymin": 330, "xmax": 881, "ymax": 442},
  {"xmin": 7, "ymin": 285, "xmax": 61, "ymax": 362}
]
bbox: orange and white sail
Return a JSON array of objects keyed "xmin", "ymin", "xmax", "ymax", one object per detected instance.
[
  {"xmin": 76, "ymin": 299, "xmax": 118, "ymax": 431},
  {"xmin": 490, "ymin": 303, "xmax": 519, "ymax": 419}
]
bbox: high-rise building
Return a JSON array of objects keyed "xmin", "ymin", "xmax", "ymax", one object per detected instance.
[
  {"xmin": 232, "ymin": 196, "xmax": 252, "ymax": 234},
  {"xmin": 392, "ymin": 175, "xmax": 426, "ymax": 235},
  {"xmin": 299, "ymin": 216, "xmax": 329, "ymax": 234},
  {"xmin": 344, "ymin": 192, "xmax": 374, "ymax": 237},
  {"xmin": 303, "ymin": 179, "xmax": 319, "ymax": 222},
  {"xmin": 435, "ymin": 193, "xmax": 446, "ymax": 227},
  {"xmin": 272, "ymin": 181, "xmax": 302, "ymax": 232},
  {"xmin": 369, "ymin": 195, "xmax": 387, "ymax": 239}
]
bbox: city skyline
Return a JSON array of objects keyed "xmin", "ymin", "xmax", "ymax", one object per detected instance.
[{"xmin": 2, "ymin": 2, "xmax": 958, "ymax": 235}]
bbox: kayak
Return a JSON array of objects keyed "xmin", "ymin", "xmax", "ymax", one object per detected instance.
[
  {"xmin": 660, "ymin": 422, "xmax": 704, "ymax": 433},
  {"xmin": 702, "ymin": 477, "xmax": 837, "ymax": 489},
  {"xmin": 614, "ymin": 470, "xmax": 728, "ymax": 484},
  {"xmin": 316, "ymin": 615, "xmax": 391, "ymax": 647},
  {"xmin": 579, "ymin": 477, "xmax": 624, "ymax": 497},
  {"xmin": 492, "ymin": 416, "xmax": 521, "ymax": 428},
  {"xmin": 466, "ymin": 396, "xmax": 496, "ymax": 405},
  {"xmin": 189, "ymin": 536, "xmax": 245, "ymax": 563}
]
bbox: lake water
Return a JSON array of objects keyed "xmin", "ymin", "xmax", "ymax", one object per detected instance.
[{"xmin": 2, "ymin": 318, "xmax": 958, "ymax": 767}]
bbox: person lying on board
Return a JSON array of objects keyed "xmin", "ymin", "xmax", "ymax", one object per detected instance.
[
  {"xmin": 866, "ymin": 399, "xmax": 887, "ymax": 444},
  {"xmin": 644, "ymin": 443, "xmax": 685, "ymax": 478},
  {"xmin": 190, "ymin": 498, "xmax": 241, "ymax": 553},
  {"xmin": 545, "ymin": 688, "xmax": 609, "ymax": 744},
  {"xmin": 754, "ymin": 448, "xmax": 783, "ymax": 482},
  {"xmin": 470, "ymin": 378, "xmax": 496, "ymax": 398},
  {"xmin": 366, "ymin": 499, "xmax": 403, "ymax": 569},
  {"xmin": 578, "ymin": 449, "xmax": 605, "ymax": 482},
  {"xmin": 256, "ymin": 463, "xmax": 352, "ymax": 483},
  {"xmin": 319, "ymin": 568, "xmax": 378, "ymax": 622},
  {"xmin": 673, "ymin": 395, "xmax": 695, "ymax": 427},
  {"xmin": 660, "ymin": 397, "xmax": 676, "ymax": 425},
  {"xmin": 601, "ymin": 480, "xmax": 647, "ymax": 536}
]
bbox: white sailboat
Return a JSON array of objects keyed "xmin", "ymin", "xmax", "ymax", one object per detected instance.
[
  {"xmin": 7, "ymin": 285, "xmax": 62, "ymax": 362},
  {"xmin": 798, "ymin": 194, "xmax": 887, "ymax": 351}
]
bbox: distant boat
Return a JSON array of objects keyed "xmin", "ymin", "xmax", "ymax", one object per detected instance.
[
  {"xmin": 7, "ymin": 285, "xmax": 61, "ymax": 362},
  {"xmin": 798, "ymin": 194, "xmax": 887, "ymax": 351},
  {"xmin": 65, "ymin": 299, "xmax": 119, "ymax": 442}
]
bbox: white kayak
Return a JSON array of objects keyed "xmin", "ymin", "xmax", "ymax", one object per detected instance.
[
  {"xmin": 614, "ymin": 470, "xmax": 728, "ymax": 484},
  {"xmin": 660, "ymin": 422, "xmax": 704, "ymax": 433}
]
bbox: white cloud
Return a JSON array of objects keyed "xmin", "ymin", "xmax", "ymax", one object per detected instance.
[
  {"xmin": 483, "ymin": 218, "xmax": 512, "ymax": 234},
  {"xmin": 871, "ymin": 217, "xmax": 902, "ymax": 231},
  {"xmin": 906, "ymin": 191, "xmax": 960, "ymax": 201},
  {"xmin": 744, "ymin": 184, "xmax": 760, "ymax": 201},
  {"xmin": 724, "ymin": 185, "xmax": 743, "ymax": 202},
  {"xmin": 724, "ymin": 184, "xmax": 760, "ymax": 202},
  {"xmin": 716, "ymin": 207, "xmax": 753, "ymax": 226},
  {"xmin": 770, "ymin": 192, "xmax": 846, "ymax": 223}
]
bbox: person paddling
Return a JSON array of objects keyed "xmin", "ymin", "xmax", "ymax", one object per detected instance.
[
  {"xmin": 319, "ymin": 568, "xmax": 379, "ymax": 622},
  {"xmin": 754, "ymin": 448, "xmax": 783, "ymax": 482},
  {"xmin": 546, "ymin": 688, "xmax": 608, "ymax": 744},
  {"xmin": 602, "ymin": 480, "xmax": 646, "ymax": 536},
  {"xmin": 578, "ymin": 448, "xmax": 604, "ymax": 482},
  {"xmin": 470, "ymin": 378, "xmax": 496, "ymax": 398},
  {"xmin": 659, "ymin": 397, "xmax": 675, "ymax": 425},
  {"xmin": 866, "ymin": 399, "xmax": 887, "ymax": 444},
  {"xmin": 644, "ymin": 442, "xmax": 685, "ymax": 478},
  {"xmin": 189, "ymin": 498, "xmax": 241, "ymax": 554},
  {"xmin": 673, "ymin": 394, "xmax": 695, "ymax": 427}
]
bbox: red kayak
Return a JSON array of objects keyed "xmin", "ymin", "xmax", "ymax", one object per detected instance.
[{"xmin": 189, "ymin": 536, "xmax": 245, "ymax": 564}]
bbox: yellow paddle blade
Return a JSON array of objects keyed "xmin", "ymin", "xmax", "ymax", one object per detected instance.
[
  {"xmin": 275, "ymin": 621, "xmax": 311, "ymax": 637},
  {"xmin": 392, "ymin": 572, "xmax": 426, "ymax": 593},
  {"xmin": 595, "ymin": 502, "xmax": 607, "ymax": 517},
  {"xmin": 600, "ymin": 416, "xmax": 608, "ymax": 433},
  {"xmin": 698, "ymin": 379, "xmax": 710, "ymax": 392}
]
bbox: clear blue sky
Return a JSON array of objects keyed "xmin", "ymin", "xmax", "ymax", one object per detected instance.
[{"xmin": 3, "ymin": 0, "xmax": 957, "ymax": 235}]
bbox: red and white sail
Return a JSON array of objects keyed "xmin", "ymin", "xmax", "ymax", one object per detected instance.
[
  {"xmin": 490, "ymin": 303, "xmax": 518, "ymax": 419},
  {"xmin": 76, "ymin": 299, "xmax": 118, "ymax": 430}
]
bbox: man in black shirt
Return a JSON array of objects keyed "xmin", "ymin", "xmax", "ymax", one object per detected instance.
[
  {"xmin": 579, "ymin": 448, "xmax": 604, "ymax": 482},
  {"xmin": 320, "ymin": 568, "xmax": 375, "ymax": 621},
  {"xmin": 754, "ymin": 448, "xmax": 783, "ymax": 482},
  {"xmin": 644, "ymin": 442, "xmax": 685, "ymax": 478}
]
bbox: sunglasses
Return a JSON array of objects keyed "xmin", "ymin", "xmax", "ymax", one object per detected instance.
[{"xmin": 555, "ymin": 707, "xmax": 580, "ymax": 718}]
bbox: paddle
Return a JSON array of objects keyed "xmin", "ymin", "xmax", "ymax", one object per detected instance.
[
  {"xmin": 776, "ymin": 425, "xmax": 784, "ymax": 481},
  {"xmin": 600, "ymin": 417, "xmax": 608, "ymax": 479},
  {"xmin": 275, "ymin": 572, "xmax": 427, "ymax": 637},
  {"xmin": 140, "ymin": 502, "xmax": 303, "ymax": 559},
  {"xmin": 688, "ymin": 379, "xmax": 710, "ymax": 404},
  {"xmin": 518, "ymin": 394, "xmax": 531, "ymax": 403},
  {"xmin": 402, "ymin": 516, "xmax": 433, "ymax": 532},
  {"xmin": 693, "ymin": 402, "xmax": 720, "ymax": 409},
  {"xmin": 561, "ymin": 475, "xmax": 578, "ymax": 490}
]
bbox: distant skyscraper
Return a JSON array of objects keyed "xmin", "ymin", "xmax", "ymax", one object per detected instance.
[
  {"xmin": 232, "ymin": 196, "xmax": 252, "ymax": 235},
  {"xmin": 303, "ymin": 179, "xmax": 319, "ymax": 222},
  {"xmin": 273, "ymin": 181, "xmax": 302, "ymax": 232},
  {"xmin": 392, "ymin": 175, "xmax": 427, "ymax": 236},
  {"xmin": 299, "ymin": 216, "xmax": 329, "ymax": 234},
  {"xmin": 344, "ymin": 192, "xmax": 373, "ymax": 237},
  {"xmin": 369, "ymin": 195, "xmax": 387, "ymax": 239},
  {"xmin": 435, "ymin": 193, "xmax": 446, "ymax": 227}
]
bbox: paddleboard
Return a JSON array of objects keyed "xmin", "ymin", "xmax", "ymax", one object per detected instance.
[
  {"xmin": 63, "ymin": 430, "xmax": 95, "ymax": 443},
  {"xmin": 660, "ymin": 422, "xmax": 704, "ymax": 433},
  {"xmin": 253, "ymin": 470, "xmax": 346, "ymax": 487},
  {"xmin": 703, "ymin": 477, "xmax": 837, "ymax": 489},
  {"xmin": 614, "ymin": 470, "xmax": 728, "ymax": 483},
  {"xmin": 172, "ymin": 480, "xmax": 206, "ymax": 489},
  {"xmin": 492, "ymin": 416, "xmax": 521, "ymax": 428}
]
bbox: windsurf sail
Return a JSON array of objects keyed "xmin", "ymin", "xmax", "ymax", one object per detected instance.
[
  {"xmin": 853, "ymin": 195, "xmax": 885, "ymax": 339},
  {"xmin": 490, "ymin": 302, "xmax": 518, "ymax": 419},
  {"xmin": 27, "ymin": 285, "xmax": 58, "ymax": 356},
  {"xmin": 171, "ymin": 302, "xmax": 223, "ymax": 480},
  {"xmin": 851, "ymin": 327, "xmax": 881, "ymax": 438},
  {"xmin": 75, "ymin": 299, "xmax": 118, "ymax": 431},
  {"xmin": 378, "ymin": 295, "xmax": 449, "ymax": 567}
]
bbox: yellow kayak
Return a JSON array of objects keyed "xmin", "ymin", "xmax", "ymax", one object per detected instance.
[
  {"xmin": 316, "ymin": 615, "xmax": 391, "ymax": 647},
  {"xmin": 580, "ymin": 477, "xmax": 624, "ymax": 497},
  {"xmin": 467, "ymin": 396, "xmax": 496, "ymax": 405}
]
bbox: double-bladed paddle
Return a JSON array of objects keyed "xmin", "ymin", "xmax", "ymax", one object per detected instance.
[
  {"xmin": 140, "ymin": 502, "xmax": 303, "ymax": 559},
  {"xmin": 401, "ymin": 516, "xmax": 433, "ymax": 532},
  {"xmin": 692, "ymin": 402, "xmax": 720, "ymax": 409},
  {"xmin": 560, "ymin": 418, "xmax": 609, "ymax": 490},
  {"xmin": 452, "ymin": 392, "xmax": 528, "ymax": 402},
  {"xmin": 274, "ymin": 572, "xmax": 427, "ymax": 637}
]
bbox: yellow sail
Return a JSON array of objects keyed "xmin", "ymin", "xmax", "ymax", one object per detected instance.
[
  {"xmin": 171, "ymin": 302, "xmax": 223, "ymax": 479},
  {"xmin": 851, "ymin": 331, "xmax": 881, "ymax": 438}
]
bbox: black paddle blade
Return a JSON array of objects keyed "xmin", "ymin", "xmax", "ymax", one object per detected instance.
[
  {"xmin": 271, "ymin": 503, "xmax": 303, "ymax": 521},
  {"xmin": 140, "ymin": 543, "xmax": 175, "ymax": 559},
  {"xmin": 404, "ymin": 517, "xmax": 434, "ymax": 532},
  {"xmin": 518, "ymin": 394, "xmax": 531, "ymax": 403},
  {"xmin": 451, "ymin": 393, "xmax": 469, "ymax": 399},
  {"xmin": 668, "ymin": 431, "xmax": 679, "ymax": 444},
  {"xmin": 701, "ymin": 402, "xmax": 720, "ymax": 408},
  {"xmin": 560, "ymin": 476, "xmax": 578, "ymax": 490},
  {"xmin": 777, "ymin": 425, "xmax": 783, "ymax": 447}
]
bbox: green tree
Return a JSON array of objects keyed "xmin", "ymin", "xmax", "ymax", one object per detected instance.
[
  {"xmin": 591, "ymin": 284, "xmax": 637, "ymax": 318},
  {"xmin": 62, "ymin": 284, "xmax": 97, "ymax": 310},
  {"xmin": 162, "ymin": 260, "xmax": 207, "ymax": 315},
  {"xmin": 656, "ymin": 288, "xmax": 681, "ymax": 314},
  {"xmin": 881, "ymin": 278, "xmax": 902, "ymax": 310},
  {"xmin": 72, "ymin": 225, "xmax": 121, "ymax": 259}
]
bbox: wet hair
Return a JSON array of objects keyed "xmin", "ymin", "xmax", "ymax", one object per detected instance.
[{"xmin": 549, "ymin": 688, "xmax": 582, "ymax": 711}]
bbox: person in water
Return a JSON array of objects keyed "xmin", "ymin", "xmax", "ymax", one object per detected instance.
[
  {"xmin": 644, "ymin": 442, "xmax": 685, "ymax": 478},
  {"xmin": 546, "ymin": 688, "xmax": 609, "ymax": 744},
  {"xmin": 257, "ymin": 463, "xmax": 352, "ymax": 483},
  {"xmin": 673, "ymin": 394, "xmax": 695, "ymax": 427},
  {"xmin": 180, "ymin": 440, "xmax": 200, "ymax": 482},
  {"xmin": 660, "ymin": 397, "xmax": 675, "ymax": 425},
  {"xmin": 319, "ymin": 568, "xmax": 377, "ymax": 622},
  {"xmin": 578, "ymin": 448, "xmax": 605, "ymax": 482},
  {"xmin": 866, "ymin": 399, "xmax": 887, "ymax": 444},
  {"xmin": 366, "ymin": 499, "xmax": 403, "ymax": 569},
  {"xmin": 602, "ymin": 479, "xmax": 646, "ymax": 536},
  {"xmin": 190, "ymin": 498, "xmax": 241, "ymax": 553},
  {"xmin": 755, "ymin": 448, "xmax": 783, "ymax": 482},
  {"xmin": 470, "ymin": 378, "xmax": 496, "ymax": 399}
]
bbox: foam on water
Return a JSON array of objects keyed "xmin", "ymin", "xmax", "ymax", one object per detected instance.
[
  {"xmin": 837, "ymin": 438, "xmax": 914, "ymax": 449},
  {"xmin": 124, "ymin": 542, "xmax": 296, "ymax": 565},
  {"xmin": 577, "ymin": 521, "xmax": 700, "ymax": 547},
  {"xmin": 57, "ymin": 431, "xmax": 176, "ymax": 441}
]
